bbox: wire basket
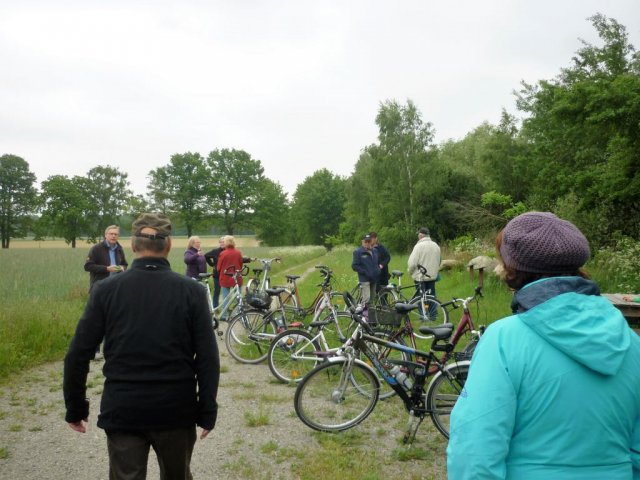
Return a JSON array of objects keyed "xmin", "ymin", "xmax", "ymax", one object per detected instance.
[{"xmin": 367, "ymin": 306, "xmax": 403, "ymax": 327}]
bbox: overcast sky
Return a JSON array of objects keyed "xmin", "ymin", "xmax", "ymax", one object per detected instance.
[{"xmin": 2, "ymin": 1, "xmax": 639, "ymax": 197}]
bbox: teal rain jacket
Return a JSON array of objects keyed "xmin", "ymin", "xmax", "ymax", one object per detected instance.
[{"xmin": 447, "ymin": 277, "xmax": 640, "ymax": 479}]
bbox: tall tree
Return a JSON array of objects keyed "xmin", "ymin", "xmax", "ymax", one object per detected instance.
[
  {"xmin": 147, "ymin": 152, "xmax": 208, "ymax": 237},
  {"xmin": 252, "ymin": 179, "xmax": 291, "ymax": 246},
  {"xmin": 39, "ymin": 175, "xmax": 93, "ymax": 248},
  {"xmin": 290, "ymin": 169, "xmax": 346, "ymax": 245},
  {"xmin": 205, "ymin": 149, "xmax": 265, "ymax": 235},
  {"xmin": 516, "ymin": 14, "xmax": 640, "ymax": 242},
  {"xmin": 84, "ymin": 165, "xmax": 133, "ymax": 240},
  {"xmin": 0, "ymin": 154, "xmax": 37, "ymax": 248}
]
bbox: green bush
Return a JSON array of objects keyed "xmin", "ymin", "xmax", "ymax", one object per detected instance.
[{"xmin": 591, "ymin": 236, "xmax": 640, "ymax": 292}]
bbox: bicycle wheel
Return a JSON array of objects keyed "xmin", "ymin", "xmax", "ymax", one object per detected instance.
[
  {"xmin": 294, "ymin": 359, "xmax": 379, "ymax": 432},
  {"xmin": 268, "ymin": 329, "xmax": 322, "ymax": 383},
  {"xmin": 374, "ymin": 287, "xmax": 399, "ymax": 307},
  {"xmin": 408, "ymin": 295, "xmax": 449, "ymax": 325},
  {"xmin": 425, "ymin": 362, "xmax": 469, "ymax": 439},
  {"xmin": 322, "ymin": 311, "xmax": 356, "ymax": 347},
  {"xmin": 225, "ymin": 309, "xmax": 276, "ymax": 364}
]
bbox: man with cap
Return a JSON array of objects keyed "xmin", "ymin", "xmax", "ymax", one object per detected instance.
[
  {"xmin": 407, "ymin": 227, "xmax": 441, "ymax": 317},
  {"xmin": 448, "ymin": 212, "xmax": 640, "ymax": 479},
  {"xmin": 351, "ymin": 234, "xmax": 380, "ymax": 306},
  {"xmin": 63, "ymin": 213, "xmax": 220, "ymax": 480}
]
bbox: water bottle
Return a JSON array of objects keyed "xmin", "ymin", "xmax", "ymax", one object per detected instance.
[{"xmin": 388, "ymin": 364, "xmax": 413, "ymax": 389}]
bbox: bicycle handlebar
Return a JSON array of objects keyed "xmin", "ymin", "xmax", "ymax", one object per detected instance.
[
  {"xmin": 441, "ymin": 286, "xmax": 483, "ymax": 309},
  {"xmin": 416, "ymin": 264, "xmax": 433, "ymax": 279}
]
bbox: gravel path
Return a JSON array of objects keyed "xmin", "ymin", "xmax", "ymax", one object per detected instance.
[{"xmin": 0, "ymin": 333, "xmax": 449, "ymax": 480}]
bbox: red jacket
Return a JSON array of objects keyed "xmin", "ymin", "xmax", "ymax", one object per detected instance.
[{"xmin": 217, "ymin": 247, "xmax": 244, "ymax": 288}]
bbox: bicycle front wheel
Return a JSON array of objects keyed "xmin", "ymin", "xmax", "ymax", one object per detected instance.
[
  {"xmin": 425, "ymin": 363, "xmax": 469, "ymax": 439},
  {"xmin": 294, "ymin": 359, "xmax": 379, "ymax": 432},
  {"xmin": 374, "ymin": 287, "xmax": 399, "ymax": 307},
  {"xmin": 225, "ymin": 310, "xmax": 276, "ymax": 364},
  {"xmin": 268, "ymin": 329, "xmax": 322, "ymax": 383}
]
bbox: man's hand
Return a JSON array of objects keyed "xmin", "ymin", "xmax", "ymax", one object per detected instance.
[
  {"xmin": 67, "ymin": 419, "xmax": 88, "ymax": 433},
  {"xmin": 200, "ymin": 429, "xmax": 211, "ymax": 439}
]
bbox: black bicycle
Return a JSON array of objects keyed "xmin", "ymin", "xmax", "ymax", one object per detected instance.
[{"xmin": 293, "ymin": 303, "xmax": 469, "ymax": 442}]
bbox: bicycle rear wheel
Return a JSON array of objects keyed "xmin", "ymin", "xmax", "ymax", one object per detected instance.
[
  {"xmin": 268, "ymin": 329, "xmax": 322, "ymax": 383},
  {"xmin": 408, "ymin": 295, "xmax": 448, "ymax": 325},
  {"xmin": 425, "ymin": 363, "xmax": 469, "ymax": 439},
  {"xmin": 294, "ymin": 359, "xmax": 379, "ymax": 432},
  {"xmin": 225, "ymin": 309, "xmax": 276, "ymax": 364}
]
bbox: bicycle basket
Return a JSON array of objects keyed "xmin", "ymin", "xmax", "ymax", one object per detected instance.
[
  {"xmin": 368, "ymin": 306, "xmax": 402, "ymax": 327},
  {"xmin": 246, "ymin": 291, "xmax": 272, "ymax": 309}
]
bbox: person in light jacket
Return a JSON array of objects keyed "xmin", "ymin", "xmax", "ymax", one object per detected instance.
[{"xmin": 447, "ymin": 212, "xmax": 640, "ymax": 479}]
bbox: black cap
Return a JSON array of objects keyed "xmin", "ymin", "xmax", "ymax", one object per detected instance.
[
  {"xmin": 417, "ymin": 227, "xmax": 430, "ymax": 235},
  {"xmin": 362, "ymin": 234, "xmax": 372, "ymax": 241}
]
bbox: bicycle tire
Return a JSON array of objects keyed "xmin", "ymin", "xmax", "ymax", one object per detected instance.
[
  {"xmin": 294, "ymin": 359, "xmax": 379, "ymax": 432},
  {"xmin": 268, "ymin": 329, "xmax": 322, "ymax": 383},
  {"xmin": 425, "ymin": 362, "xmax": 469, "ymax": 439},
  {"xmin": 322, "ymin": 311, "xmax": 356, "ymax": 347},
  {"xmin": 224, "ymin": 309, "xmax": 276, "ymax": 364},
  {"xmin": 374, "ymin": 287, "xmax": 399, "ymax": 307},
  {"xmin": 458, "ymin": 338, "xmax": 478, "ymax": 360},
  {"xmin": 408, "ymin": 295, "xmax": 449, "ymax": 326}
]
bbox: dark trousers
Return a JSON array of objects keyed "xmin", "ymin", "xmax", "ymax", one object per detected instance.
[
  {"xmin": 412, "ymin": 281, "xmax": 438, "ymax": 318},
  {"xmin": 106, "ymin": 426, "xmax": 196, "ymax": 480},
  {"xmin": 212, "ymin": 277, "xmax": 221, "ymax": 308}
]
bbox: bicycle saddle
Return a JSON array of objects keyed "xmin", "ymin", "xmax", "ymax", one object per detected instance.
[
  {"xmin": 418, "ymin": 323, "xmax": 454, "ymax": 339},
  {"xmin": 266, "ymin": 288, "xmax": 287, "ymax": 296},
  {"xmin": 286, "ymin": 275, "xmax": 301, "ymax": 281},
  {"xmin": 391, "ymin": 270, "xmax": 404, "ymax": 277},
  {"xmin": 393, "ymin": 303, "xmax": 419, "ymax": 314}
]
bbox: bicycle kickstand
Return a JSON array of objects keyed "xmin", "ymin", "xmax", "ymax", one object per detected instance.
[{"xmin": 402, "ymin": 410, "xmax": 424, "ymax": 445}]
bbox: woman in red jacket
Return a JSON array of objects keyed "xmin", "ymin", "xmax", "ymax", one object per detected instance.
[{"xmin": 216, "ymin": 236, "xmax": 244, "ymax": 319}]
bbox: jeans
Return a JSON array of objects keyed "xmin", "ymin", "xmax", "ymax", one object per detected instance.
[
  {"xmin": 359, "ymin": 281, "xmax": 377, "ymax": 305},
  {"xmin": 106, "ymin": 426, "xmax": 196, "ymax": 480}
]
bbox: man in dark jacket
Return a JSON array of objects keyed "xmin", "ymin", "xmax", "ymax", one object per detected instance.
[
  {"xmin": 204, "ymin": 236, "xmax": 225, "ymax": 308},
  {"xmin": 84, "ymin": 225, "xmax": 128, "ymax": 291},
  {"xmin": 351, "ymin": 234, "xmax": 380, "ymax": 306},
  {"xmin": 64, "ymin": 213, "xmax": 220, "ymax": 480},
  {"xmin": 369, "ymin": 231, "xmax": 391, "ymax": 290}
]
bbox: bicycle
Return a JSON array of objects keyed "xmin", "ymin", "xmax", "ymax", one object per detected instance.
[
  {"xmin": 269, "ymin": 304, "xmax": 410, "ymax": 400},
  {"xmin": 370, "ymin": 285, "xmax": 485, "ymax": 372},
  {"xmin": 224, "ymin": 285, "xmax": 294, "ymax": 364},
  {"xmin": 293, "ymin": 302, "xmax": 470, "ymax": 442},
  {"xmin": 196, "ymin": 265, "xmax": 249, "ymax": 333},
  {"xmin": 267, "ymin": 267, "xmax": 358, "ymax": 384},
  {"xmin": 245, "ymin": 257, "xmax": 298, "ymax": 310}
]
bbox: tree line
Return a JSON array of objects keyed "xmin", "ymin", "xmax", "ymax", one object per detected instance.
[{"xmin": 1, "ymin": 15, "xmax": 638, "ymax": 251}]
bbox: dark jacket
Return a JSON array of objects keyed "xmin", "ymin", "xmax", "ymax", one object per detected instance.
[
  {"xmin": 84, "ymin": 241, "xmax": 128, "ymax": 289},
  {"xmin": 184, "ymin": 247, "xmax": 206, "ymax": 279},
  {"xmin": 374, "ymin": 243, "xmax": 391, "ymax": 286},
  {"xmin": 204, "ymin": 247, "xmax": 223, "ymax": 278},
  {"xmin": 352, "ymin": 246, "xmax": 380, "ymax": 283},
  {"xmin": 64, "ymin": 257, "xmax": 220, "ymax": 432}
]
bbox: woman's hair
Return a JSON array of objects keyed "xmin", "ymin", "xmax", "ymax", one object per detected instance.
[
  {"xmin": 187, "ymin": 236, "xmax": 200, "ymax": 249},
  {"xmin": 495, "ymin": 229, "xmax": 589, "ymax": 290},
  {"xmin": 223, "ymin": 235, "xmax": 235, "ymax": 248}
]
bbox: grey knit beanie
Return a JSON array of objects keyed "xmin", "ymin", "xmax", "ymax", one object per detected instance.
[{"xmin": 499, "ymin": 212, "xmax": 590, "ymax": 273}]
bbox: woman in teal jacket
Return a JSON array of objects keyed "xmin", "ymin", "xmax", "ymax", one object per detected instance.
[{"xmin": 447, "ymin": 212, "xmax": 640, "ymax": 479}]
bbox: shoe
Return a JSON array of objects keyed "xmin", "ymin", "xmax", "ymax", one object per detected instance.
[{"xmin": 93, "ymin": 352, "xmax": 104, "ymax": 361}]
